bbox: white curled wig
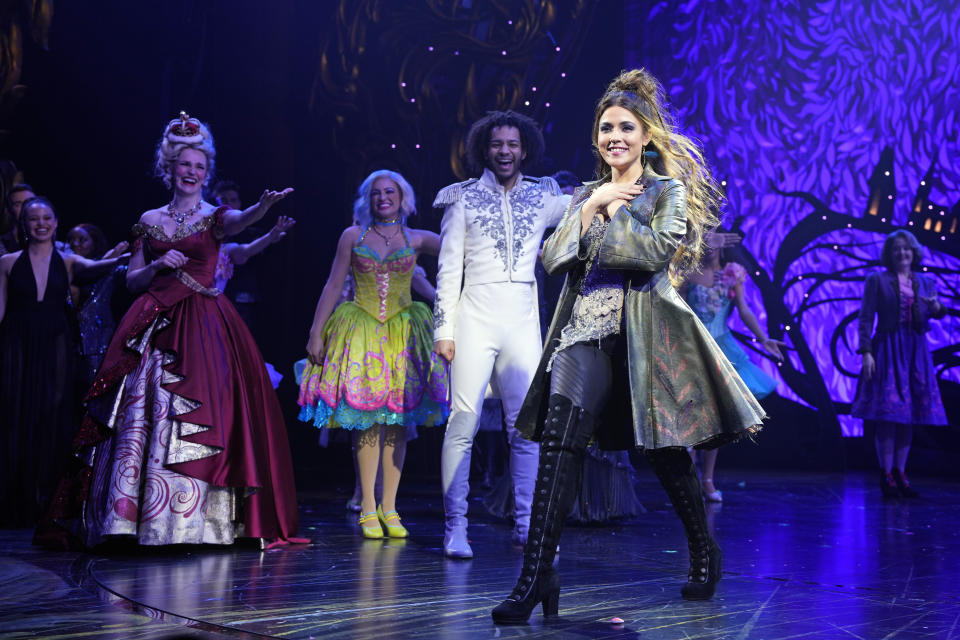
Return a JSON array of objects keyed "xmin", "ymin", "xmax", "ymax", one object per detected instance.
[
  {"xmin": 153, "ymin": 114, "xmax": 216, "ymax": 189},
  {"xmin": 352, "ymin": 170, "xmax": 416, "ymax": 228}
]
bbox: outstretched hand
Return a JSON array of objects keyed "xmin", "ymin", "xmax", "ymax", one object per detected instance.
[
  {"xmin": 761, "ymin": 338, "xmax": 787, "ymax": 361},
  {"xmin": 258, "ymin": 187, "xmax": 294, "ymax": 209},
  {"xmin": 269, "ymin": 216, "xmax": 296, "ymax": 243},
  {"xmin": 104, "ymin": 241, "xmax": 130, "ymax": 260}
]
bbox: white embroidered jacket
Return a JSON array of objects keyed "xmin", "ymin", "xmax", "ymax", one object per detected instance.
[{"xmin": 432, "ymin": 168, "xmax": 571, "ymax": 342}]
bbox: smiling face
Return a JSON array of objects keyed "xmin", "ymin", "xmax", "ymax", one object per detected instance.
[
  {"xmin": 370, "ymin": 176, "xmax": 401, "ymax": 221},
  {"xmin": 23, "ymin": 203, "xmax": 57, "ymax": 244},
  {"xmin": 890, "ymin": 236, "xmax": 914, "ymax": 272},
  {"xmin": 173, "ymin": 148, "xmax": 208, "ymax": 196},
  {"xmin": 67, "ymin": 226, "xmax": 94, "ymax": 257},
  {"xmin": 597, "ymin": 106, "xmax": 651, "ymax": 175},
  {"xmin": 486, "ymin": 125, "xmax": 526, "ymax": 185}
]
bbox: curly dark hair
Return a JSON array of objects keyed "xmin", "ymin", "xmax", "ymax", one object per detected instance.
[
  {"xmin": 464, "ymin": 110, "xmax": 544, "ymax": 174},
  {"xmin": 71, "ymin": 223, "xmax": 109, "ymax": 259}
]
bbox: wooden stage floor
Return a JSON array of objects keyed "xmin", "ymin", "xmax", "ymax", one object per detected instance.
[{"xmin": 1, "ymin": 469, "xmax": 958, "ymax": 639}]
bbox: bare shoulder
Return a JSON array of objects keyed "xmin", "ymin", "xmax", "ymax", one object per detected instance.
[
  {"xmin": 138, "ymin": 207, "xmax": 165, "ymax": 226},
  {"xmin": 0, "ymin": 251, "xmax": 20, "ymax": 274},
  {"xmin": 339, "ymin": 225, "xmax": 362, "ymax": 246}
]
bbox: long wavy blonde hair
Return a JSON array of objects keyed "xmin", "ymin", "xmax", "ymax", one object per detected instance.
[{"xmin": 592, "ymin": 69, "xmax": 722, "ymax": 286}]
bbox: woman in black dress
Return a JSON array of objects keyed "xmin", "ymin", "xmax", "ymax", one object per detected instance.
[{"xmin": 0, "ymin": 198, "xmax": 118, "ymax": 526}]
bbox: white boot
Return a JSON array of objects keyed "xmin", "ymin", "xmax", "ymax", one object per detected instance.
[{"xmin": 443, "ymin": 520, "xmax": 473, "ymax": 559}]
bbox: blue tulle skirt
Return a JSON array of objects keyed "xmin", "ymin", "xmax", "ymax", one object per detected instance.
[{"xmin": 713, "ymin": 331, "xmax": 777, "ymax": 400}]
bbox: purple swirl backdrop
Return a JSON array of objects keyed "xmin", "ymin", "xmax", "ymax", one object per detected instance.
[{"xmin": 625, "ymin": 0, "xmax": 960, "ymax": 435}]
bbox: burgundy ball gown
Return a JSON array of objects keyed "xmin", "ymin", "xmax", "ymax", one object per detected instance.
[{"xmin": 56, "ymin": 208, "xmax": 300, "ymax": 546}]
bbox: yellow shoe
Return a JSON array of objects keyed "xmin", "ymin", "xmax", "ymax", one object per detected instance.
[
  {"xmin": 377, "ymin": 504, "xmax": 409, "ymax": 538},
  {"xmin": 359, "ymin": 511, "xmax": 383, "ymax": 539}
]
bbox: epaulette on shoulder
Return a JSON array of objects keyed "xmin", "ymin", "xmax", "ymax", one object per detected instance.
[
  {"xmin": 433, "ymin": 178, "xmax": 480, "ymax": 208},
  {"xmin": 522, "ymin": 175, "xmax": 561, "ymax": 196}
]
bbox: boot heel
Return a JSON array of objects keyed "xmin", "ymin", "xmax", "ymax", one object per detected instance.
[{"xmin": 541, "ymin": 588, "xmax": 559, "ymax": 617}]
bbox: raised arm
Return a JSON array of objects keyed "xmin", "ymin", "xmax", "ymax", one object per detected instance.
[
  {"xmin": 103, "ymin": 241, "xmax": 130, "ymax": 260},
  {"xmin": 305, "ymin": 226, "xmax": 357, "ymax": 364},
  {"xmin": 64, "ymin": 253, "xmax": 126, "ymax": 282},
  {"xmin": 222, "ymin": 188, "xmax": 294, "ymax": 237},
  {"xmin": 598, "ymin": 180, "xmax": 687, "ymax": 272},
  {"xmin": 226, "ymin": 216, "xmax": 296, "ymax": 265}
]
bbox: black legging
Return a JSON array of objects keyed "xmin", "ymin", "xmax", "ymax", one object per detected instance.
[{"xmin": 550, "ymin": 335, "xmax": 627, "ymax": 416}]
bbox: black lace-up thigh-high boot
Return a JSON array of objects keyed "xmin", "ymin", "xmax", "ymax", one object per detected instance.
[
  {"xmin": 491, "ymin": 394, "xmax": 596, "ymax": 624},
  {"xmin": 646, "ymin": 447, "xmax": 722, "ymax": 601}
]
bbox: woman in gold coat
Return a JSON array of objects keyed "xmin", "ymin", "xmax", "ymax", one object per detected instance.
[{"xmin": 492, "ymin": 69, "xmax": 765, "ymax": 624}]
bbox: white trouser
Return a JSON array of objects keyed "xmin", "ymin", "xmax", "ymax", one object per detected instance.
[{"xmin": 441, "ymin": 282, "xmax": 542, "ymax": 531}]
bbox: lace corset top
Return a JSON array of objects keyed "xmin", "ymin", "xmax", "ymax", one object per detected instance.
[
  {"xmin": 351, "ymin": 227, "xmax": 416, "ymax": 323},
  {"xmin": 547, "ymin": 216, "xmax": 625, "ymax": 370}
]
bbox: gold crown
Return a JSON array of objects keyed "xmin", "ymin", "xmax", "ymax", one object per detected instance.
[{"xmin": 170, "ymin": 111, "xmax": 200, "ymax": 137}]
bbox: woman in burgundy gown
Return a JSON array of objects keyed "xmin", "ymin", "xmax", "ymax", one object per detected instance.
[{"xmin": 68, "ymin": 113, "xmax": 302, "ymax": 547}]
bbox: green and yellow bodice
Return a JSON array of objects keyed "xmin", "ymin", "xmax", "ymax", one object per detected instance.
[{"xmin": 351, "ymin": 238, "xmax": 416, "ymax": 323}]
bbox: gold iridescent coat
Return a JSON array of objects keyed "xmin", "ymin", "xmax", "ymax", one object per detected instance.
[{"xmin": 516, "ymin": 166, "xmax": 765, "ymax": 450}]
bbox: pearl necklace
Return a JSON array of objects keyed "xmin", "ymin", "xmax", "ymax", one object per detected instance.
[{"xmin": 167, "ymin": 200, "xmax": 204, "ymax": 226}]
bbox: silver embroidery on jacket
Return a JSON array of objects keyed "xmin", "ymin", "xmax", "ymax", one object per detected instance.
[
  {"xmin": 433, "ymin": 295, "xmax": 447, "ymax": 329},
  {"xmin": 465, "ymin": 188, "xmax": 509, "ymax": 270},
  {"xmin": 507, "ymin": 185, "xmax": 545, "ymax": 264}
]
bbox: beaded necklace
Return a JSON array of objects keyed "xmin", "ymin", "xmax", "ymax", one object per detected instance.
[
  {"xmin": 370, "ymin": 217, "xmax": 402, "ymax": 246},
  {"xmin": 167, "ymin": 200, "xmax": 204, "ymax": 227}
]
